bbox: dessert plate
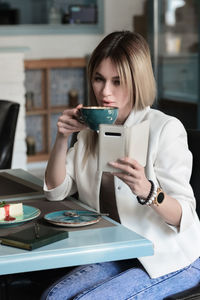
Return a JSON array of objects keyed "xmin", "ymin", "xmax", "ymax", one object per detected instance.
[
  {"xmin": 0, "ymin": 205, "xmax": 41, "ymax": 227},
  {"xmin": 44, "ymin": 210, "xmax": 101, "ymax": 227}
]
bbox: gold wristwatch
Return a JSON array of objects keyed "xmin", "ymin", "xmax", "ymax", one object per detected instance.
[{"xmin": 152, "ymin": 188, "xmax": 165, "ymax": 206}]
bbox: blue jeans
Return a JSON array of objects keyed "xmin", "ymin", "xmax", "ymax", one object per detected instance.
[{"xmin": 41, "ymin": 258, "xmax": 200, "ymax": 300}]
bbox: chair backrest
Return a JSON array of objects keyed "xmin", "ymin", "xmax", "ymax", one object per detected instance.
[
  {"xmin": 0, "ymin": 100, "xmax": 20, "ymax": 169},
  {"xmin": 187, "ymin": 129, "xmax": 200, "ymax": 218}
]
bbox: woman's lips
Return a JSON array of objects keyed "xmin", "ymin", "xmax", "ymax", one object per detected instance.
[{"xmin": 101, "ymin": 101, "xmax": 115, "ymax": 107}]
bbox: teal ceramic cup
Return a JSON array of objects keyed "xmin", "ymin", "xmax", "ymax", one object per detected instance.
[{"xmin": 80, "ymin": 106, "xmax": 119, "ymax": 131}]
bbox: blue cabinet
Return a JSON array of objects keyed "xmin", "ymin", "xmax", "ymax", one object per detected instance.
[{"xmin": 160, "ymin": 54, "xmax": 198, "ymax": 103}]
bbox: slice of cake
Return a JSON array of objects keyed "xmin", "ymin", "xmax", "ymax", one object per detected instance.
[{"xmin": 0, "ymin": 202, "xmax": 23, "ymax": 221}]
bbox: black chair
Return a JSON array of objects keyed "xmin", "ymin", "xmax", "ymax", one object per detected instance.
[
  {"xmin": 164, "ymin": 129, "xmax": 200, "ymax": 299},
  {"xmin": 0, "ymin": 100, "xmax": 20, "ymax": 169}
]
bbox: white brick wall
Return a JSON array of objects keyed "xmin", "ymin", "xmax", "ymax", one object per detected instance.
[{"xmin": 0, "ymin": 50, "xmax": 27, "ymax": 170}]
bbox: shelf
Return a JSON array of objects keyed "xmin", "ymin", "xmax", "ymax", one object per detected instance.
[
  {"xmin": 27, "ymin": 153, "xmax": 49, "ymax": 163},
  {"xmin": 26, "ymin": 109, "xmax": 48, "ymax": 116},
  {"xmin": 0, "ymin": 0, "xmax": 104, "ymax": 36},
  {"xmin": 50, "ymin": 106, "xmax": 70, "ymax": 112},
  {"xmin": 26, "ymin": 107, "xmax": 69, "ymax": 115},
  {"xmin": 24, "ymin": 58, "xmax": 87, "ymax": 69},
  {"xmin": 0, "ymin": 24, "xmax": 104, "ymax": 35}
]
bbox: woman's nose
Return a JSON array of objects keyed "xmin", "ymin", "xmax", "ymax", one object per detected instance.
[{"xmin": 102, "ymin": 82, "xmax": 112, "ymax": 96}]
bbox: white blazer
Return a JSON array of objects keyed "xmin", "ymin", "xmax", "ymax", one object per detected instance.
[{"xmin": 44, "ymin": 107, "xmax": 200, "ymax": 278}]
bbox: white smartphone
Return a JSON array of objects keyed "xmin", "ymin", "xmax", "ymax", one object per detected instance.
[
  {"xmin": 98, "ymin": 120, "xmax": 150, "ymax": 172},
  {"xmin": 98, "ymin": 124, "xmax": 125, "ymax": 172}
]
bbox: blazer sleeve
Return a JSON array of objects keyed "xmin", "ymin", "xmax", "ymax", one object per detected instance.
[
  {"xmin": 154, "ymin": 117, "xmax": 196, "ymax": 232},
  {"xmin": 43, "ymin": 143, "xmax": 78, "ymax": 201}
]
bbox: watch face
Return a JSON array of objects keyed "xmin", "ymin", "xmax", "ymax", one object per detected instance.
[{"xmin": 157, "ymin": 192, "xmax": 164, "ymax": 204}]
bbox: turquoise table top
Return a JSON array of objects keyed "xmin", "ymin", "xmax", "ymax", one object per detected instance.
[{"xmin": 0, "ymin": 169, "xmax": 154, "ymax": 275}]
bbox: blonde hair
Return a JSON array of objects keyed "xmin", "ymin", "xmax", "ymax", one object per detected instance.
[{"xmin": 83, "ymin": 31, "xmax": 156, "ymax": 164}]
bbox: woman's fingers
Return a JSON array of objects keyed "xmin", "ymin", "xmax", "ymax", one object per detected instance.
[
  {"xmin": 58, "ymin": 105, "xmax": 87, "ymax": 135},
  {"xmin": 118, "ymin": 157, "xmax": 141, "ymax": 169},
  {"xmin": 109, "ymin": 157, "xmax": 140, "ymax": 174},
  {"xmin": 108, "ymin": 157, "xmax": 150, "ymax": 198},
  {"xmin": 112, "ymin": 172, "xmax": 134, "ymax": 184},
  {"xmin": 58, "ymin": 116, "xmax": 83, "ymax": 128},
  {"xmin": 58, "ymin": 120, "xmax": 85, "ymax": 134}
]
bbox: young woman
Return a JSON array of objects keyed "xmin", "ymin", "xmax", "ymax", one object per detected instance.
[{"xmin": 42, "ymin": 31, "xmax": 200, "ymax": 300}]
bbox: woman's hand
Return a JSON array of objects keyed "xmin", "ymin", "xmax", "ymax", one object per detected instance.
[
  {"xmin": 57, "ymin": 104, "xmax": 87, "ymax": 137},
  {"xmin": 109, "ymin": 157, "xmax": 151, "ymax": 199},
  {"xmin": 109, "ymin": 157, "xmax": 182, "ymax": 226},
  {"xmin": 45, "ymin": 104, "xmax": 87, "ymax": 190}
]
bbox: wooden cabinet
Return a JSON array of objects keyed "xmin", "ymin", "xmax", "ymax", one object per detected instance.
[{"xmin": 24, "ymin": 58, "xmax": 87, "ymax": 162}]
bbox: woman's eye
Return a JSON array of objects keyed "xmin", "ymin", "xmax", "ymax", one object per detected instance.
[
  {"xmin": 113, "ymin": 80, "xmax": 120, "ymax": 86},
  {"xmin": 94, "ymin": 76, "xmax": 103, "ymax": 82}
]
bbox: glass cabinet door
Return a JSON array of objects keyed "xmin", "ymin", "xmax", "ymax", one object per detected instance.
[{"xmin": 150, "ymin": 0, "xmax": 200, "ymax": 129}]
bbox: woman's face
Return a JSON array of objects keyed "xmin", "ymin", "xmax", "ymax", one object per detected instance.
[{"xmin": 92, "ymin": 58, "xmax": 132, "ymax": 124}]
